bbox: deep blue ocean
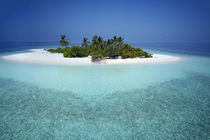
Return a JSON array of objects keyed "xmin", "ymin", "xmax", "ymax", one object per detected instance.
[
  {"xmin": 1, "ymin": 42, "xmax": 210, "ymax": 56},
  {"xmin": 0, "ymin": 42, "xmax": 210, "ymax": 139},
  {"xmin": 135, "ymin": 42, "xmax": 210, "ymax": 56}
]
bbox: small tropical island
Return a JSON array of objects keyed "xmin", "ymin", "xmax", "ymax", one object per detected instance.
[
  {"xmin": 1, "ymin": 35, "xmax": 182, "ymax": 65},
  {"xmin": 48, "ymin": 35, "xmax": 152, "ymax": 62}
]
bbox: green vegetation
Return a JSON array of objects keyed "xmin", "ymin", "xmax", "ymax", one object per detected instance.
[
  {"xmin": 48, "ymin": 35, "xmax": 152, "ymax": 61},
  {"xmin": 63, "ymin": 46, "xmax": 89, "ymax": 57},
  {"xmin": 81, "ymin": 37, "xmax": 89, "ymax": 48},
  {"xmin": 48, "ymin": 48, "xmax": 65, "ymax": 53},
  {"xmin": 59, "ymin": 35, "xmax": 69, "ymax": 47}
]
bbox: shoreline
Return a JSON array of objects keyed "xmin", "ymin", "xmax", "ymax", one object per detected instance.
[{"xmin": 1, "ymin": 49, "xmax": 182, "ymax": 65}]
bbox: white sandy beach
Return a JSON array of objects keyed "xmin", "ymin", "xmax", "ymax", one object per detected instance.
[{"xmin": 1, "ymin": 49, "xmax": 182, "ymax": 65}]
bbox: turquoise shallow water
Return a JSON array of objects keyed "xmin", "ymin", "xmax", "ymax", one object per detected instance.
[{"xmin": 0, "ymin": 49, "xmax": 210, "ymax": 139}]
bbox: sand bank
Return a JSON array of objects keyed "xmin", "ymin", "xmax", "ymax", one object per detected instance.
[{"xmin": 1, "ymin": 49, "xmax": 182, "ymax": 65}]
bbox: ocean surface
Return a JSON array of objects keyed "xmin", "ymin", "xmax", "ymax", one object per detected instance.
[{"xmin": 0, "ymin": 42, "xmax": 210, "ymax": 139}]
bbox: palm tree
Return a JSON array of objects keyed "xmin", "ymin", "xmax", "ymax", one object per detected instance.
[
  {"xmin": 117, "ymin": 36, "xmax": 124, "ymax": 46},
  {"xmin": 106, "ymin": 39, "xmax": 112, "ymax": 47},
  {"xmin": 59, "ymin": 35, "xmax": 69, "ymax": 47},
  {"xmin": 97, "ymin": 36, "xmax": 105, "ymax": 50},
  {"xmin": 97, "ymin": 36, "xmax": 103, "ymax": 44},
  {"xmin": 91, "ymin": 35, "xmax": 98, "ymax": 50},
  {"xmin": 82, "ymin": 37, "xmax": 89, "ymax": 47},
  {"xmin": 107, "ymin": 39, "xmax": 112, "ymax": 44},
  {"xmin": 113, "ymin": 36, "xmax": 118, "ymax": 43},
  {"xmin": 92, "ymin": 35, "xmax": 98, "ymax": 46}
]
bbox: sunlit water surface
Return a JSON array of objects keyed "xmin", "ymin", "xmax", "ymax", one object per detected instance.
[{"xmin": 0, "ymin": 45, "xmax": 210, "ymax": 139}]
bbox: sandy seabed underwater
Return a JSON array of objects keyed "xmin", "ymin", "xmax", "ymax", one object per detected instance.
[{"xmin": 0, "ymin": 73, "xmax": 209, "ymax": 139}]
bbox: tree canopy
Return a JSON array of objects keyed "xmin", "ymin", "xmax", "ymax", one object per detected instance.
[{"xmin": 48, "ymin": 35, "xmax": 152, "ymax": 61}]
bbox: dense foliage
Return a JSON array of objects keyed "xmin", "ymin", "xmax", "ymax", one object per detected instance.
[{"xmin": 48, "ymin": 35, "xmax": 152, "ymax": 61}]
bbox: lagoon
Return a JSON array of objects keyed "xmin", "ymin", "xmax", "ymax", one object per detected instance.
[{"xmin": 0, "ymin": 42, "xmax": 210, "ymax": 139}]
